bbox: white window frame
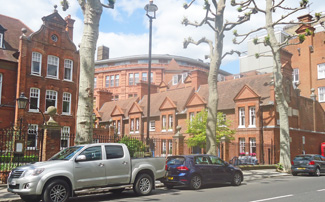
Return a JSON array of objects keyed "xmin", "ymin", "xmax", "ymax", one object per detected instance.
[
  {"xmin": 318, "ymin": 63, "xmax": 325, "ymax": 79},
  {"xmin": 168, "ymin": 140, "xmax": 173, "ymax": 155},
  {"xmin": 162, "ymin": 140, "xmax": 167, "ymax": 156},
  {"xmin": 117, "ymin": 120, "xmax": 121, "ymax": 134},
  {"xmin": 64, "ymin": 59, "xmax": 73, "ymax": 81},
  {"xmin": 130, "ymin": 118, "xmax": 134, "ymax": 133},
  {"xmin": 292, "ymin": 68, "xmax": 299, "ymax": 83},
  {"xmin": 62, "ymin": 92, "xmax": 71, "ymax": 115},
  {"xmin": 249, "ymin": 107, "xmax": 256, "ymax": 127},
  {"xmin": 45, "ymin": 90, "xmax": 57, "ymax": 110},
  {"xmin": 319, "ymin": 87, "xmax": 325, "ymax": 102},
  {"xmin": 105, "ymin": 76, "xmax": 109, "ymax": 87},
  {"xmin": 29, "ymin": 88, "xmax": 40, "ymax": 112},
  {"xmin": 239, "ymin": 107, "xmax": 245, "ymax": 128},
  {"xmin": 110, "ymin": 75, "xmax": 114, "ymax": 87},
  {"xmin": 172, "ymin": 75, "xmax": 178, "ymax": 85},
  {"xmin": 182, "ymin": 72, "xmax": 188, "ymax": 83},
  {"xmin": 61, "ymin": 126, "xmax": 70, "ymax": 150},
  {"xmin": 134, "ymin": 73, "xmax": 139, "ymax": 84},
  {"xmin": 135, "ymin": 118, "xmax": 139, "ymax": 133},
  {"xmin": 0, "ymin": 73, "xmax": 2, "ymax": 104},
  {"xmin": 0, "ymin": 33, "xmax": 3, "ymax": 48},
  {"xmin": 168, "ymin": 115, "xmax": 173, "ymax": 131},
  {"xmin": 249, "ymin": 138, "xmax": 256, "ymax": 155},
  {"xmin": 142, "ymin": 72, "xmax": 147, "ymax": 82},
  {"xmin": 47, "ymin": 55, "xmax": 59, "ymax": 78},
  {"xmin": 162, "ymin": 115, "xmax": 166, "ymax": 131},
  {"xmin": 149, "ymin": 120, "xmax": 155, "ymax": 131},
  {"xmin": 31, "ymin": 52, "xmax": 42, "ymax": 75},
  {"xmin": 189, "ymin": 112, "xmax": 195, "ymax": 122},
  {"xmin": 94, "ymin": 77, "xmax": 97, "ymax": 88},
  {"xmin": 115, "ymin": 75, "xmax": 119, "ymax": 87},
  {"xmin": 239, "ymin": 138, "xmax": 245, "ymax": 154},
  {"xmin": 129, "ymin": 73, "xmax": 134, "ymax": 85},
  {"xmin": 27, "ymin": 124, "xmax": 38, "ymax": 150}
]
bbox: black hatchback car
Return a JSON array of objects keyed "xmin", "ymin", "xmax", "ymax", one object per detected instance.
[
  {"xmin": 163, "ymin": 154, "xmax": 243, "ymax": 190},
  {"xmin": 291, "ymin": 154, "xmax": 325, "ymax": 176}
]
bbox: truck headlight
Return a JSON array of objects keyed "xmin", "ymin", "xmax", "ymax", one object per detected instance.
[{"xmin": 22, "ymin": 168, "xmax": 45, "ymax": 177}]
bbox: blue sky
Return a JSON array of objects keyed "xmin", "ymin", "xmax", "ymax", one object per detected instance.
[{"xmin": 1, "ymin": 0, "xmax": 324, "ymax": 74}]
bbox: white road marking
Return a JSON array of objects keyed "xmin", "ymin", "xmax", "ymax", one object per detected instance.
[
  {"xmin": 317, "ymin": 189, "xmax": 325, "ymax": 192},
  {"xmin": 250, "ymin": 194, "xmax": 293, "ymax": 202}
]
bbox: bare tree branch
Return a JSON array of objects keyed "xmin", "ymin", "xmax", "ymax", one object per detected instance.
[
  {"xmin": 184, "ymin": 0, "xmax": 196, "ymax": 9},
  {"xmin": 224, "ymin": 14, "xmax": 251, "ymax": 31},
  {"xmin": 221, "ymin": 50, "xmax": 241, "ymax": 60},
  {"xmin": 233, "ymin": 27, "xmax": 266, "ymax": 44}
]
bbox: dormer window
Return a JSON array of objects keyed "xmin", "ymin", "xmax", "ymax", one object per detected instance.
[{"xmin": 0, "ymin": 25, "xmax": 7, "ymax": 49}]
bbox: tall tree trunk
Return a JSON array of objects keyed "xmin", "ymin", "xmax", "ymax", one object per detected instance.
[
  {"xmin": 75, "ymin": 0, "xmax": 103, "ymax": 144},
  {"xmin": 265, "ymin": 0, "xmax": 291, "ymax": 171}
]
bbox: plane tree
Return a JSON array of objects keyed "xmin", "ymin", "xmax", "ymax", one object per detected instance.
[
  {"xmin": 61, "ymin": 0, "xmax": 115, "ymax": 144},
  {"xmin": 182, "ymin": 0, "xmax": 253, "ymax": 155},
  {"xmin": 232, "ymin": 0, "xmax": 320, "ymax": 171}
]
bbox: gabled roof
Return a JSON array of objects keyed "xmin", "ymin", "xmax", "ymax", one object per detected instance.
[
  {"xmin": 234, "ymin": 85, "xmax": 260, "ymax": 101},
  {"xmin": 128, "ymin": 102, "xmax": 143, "ymax": 114},
  {"xmin": 0, "ymin": 14, "xmax": 33, "ymax": 62},
  {"xmin": 99, "ymin": 97, "xmax": 139, "ymax": 122},
  {"xmin": 111, "ymin": 105, "xmax": 125, "ymax": 116},
  {"xmin": 159, "ymin": 96, "xmax": 177, "ymax": 110},
  {"xmin": 186, "ymin": 92, "xmax": 207, "ymax": 107},
  {"xmin": 198, "ymin": 73, "xmax": 273, "ymax": 110},
  {"xmin": 41, "ymin": 11, "xmax": 67, "ymax": 27}
]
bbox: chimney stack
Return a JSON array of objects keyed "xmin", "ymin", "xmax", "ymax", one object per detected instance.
[
  {"xmin": 65, "ymin": 15, "xmax": 75, "ymax": 41},
  {"xmin": 97, "ymin": 45, "xmax": 110, "ymax": 61}
]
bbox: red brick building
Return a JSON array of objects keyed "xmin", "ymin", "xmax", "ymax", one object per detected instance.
[
  {"xmin": 0, "ymin": 9, "xmax": 79, "ymax": 150},
  {"xmin": 93, "ymin": 50, "xmax": 231, "ymax": 109},
  {"xmin": 97, "ymin": 56, "xmax": 325, "ymax": 163}
]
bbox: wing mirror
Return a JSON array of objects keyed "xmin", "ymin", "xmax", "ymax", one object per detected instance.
[{"xmin": 75, "ymin": 155, "xmax": 86, "ymax": 162}]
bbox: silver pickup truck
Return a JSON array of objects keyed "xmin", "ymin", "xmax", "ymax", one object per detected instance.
[{"xmin": 7, "ymin": 143, "xmax": 166, "ymax": 202}]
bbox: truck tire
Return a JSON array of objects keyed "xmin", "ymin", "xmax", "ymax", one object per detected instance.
[
  {"xmin": 20, "ymin": 195, "xmax": 41, "ymax": 202},
  {"xmin": 133, "ymin": 173, "xmax": 153, "ymax": 196},
  {"xmin": 43, "ymin": 179, "xmax": 70, "ymax": 202}
]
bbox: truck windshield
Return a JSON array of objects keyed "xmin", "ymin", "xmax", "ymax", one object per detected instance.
[{"xmin": 49, "ymin": 146, "xmax": 84, "ymax": 160}]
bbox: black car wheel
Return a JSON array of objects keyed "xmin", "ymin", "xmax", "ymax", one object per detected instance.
[
  {"xmin": 133, "ymin": 173, "xmax": 153, "ymax": 196},
  {"xmin": 314, "ymin": 167, "xmax": 321, "ymax": 177},
  {"xmin": 189, "ymin": 175, "xmax": 202, "ymax": 190},
  {"xmin": 231, "ymin": 172, "xmax": 242, "ymax": 186},
  {"xmin": 43, "ymin": 179, "xmax": 70, "ymax": 202}
]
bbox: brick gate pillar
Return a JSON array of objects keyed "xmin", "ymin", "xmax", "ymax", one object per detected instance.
[
  {"xmin": 40, "ymin": 106, "xmax": 62, "ymax": 161},
  {"xmin": 173, "ymin": 126, "xmax": 184, "ymax": 155}
]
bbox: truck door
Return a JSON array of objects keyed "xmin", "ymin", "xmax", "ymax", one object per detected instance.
[
  {"xmin": 104, "ymin": 145, "xmax": 131, "ymax": 185},
  {"xmin": 74, "ymin": 146, "xmax": 106, "ymax": 189}
]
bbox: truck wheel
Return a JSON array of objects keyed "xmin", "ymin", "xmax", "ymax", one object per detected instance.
[
  {"xmin": 133, "ymin": 173, "xmax": 153, "ymax": 196},
  {"xmin": 189, "ymin": 175, "xmax": 202, "ymax": 190},
  {"xmin": 20, "ymin": 195, "xmax": 41, "ymax": 202},
  {"xmin": 43, "ymin": 179, "xmax": 70, "ymax": 202}
]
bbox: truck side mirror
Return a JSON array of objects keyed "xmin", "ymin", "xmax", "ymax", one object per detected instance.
[{"xmin": 75, "ymin": 155, "xmax": 86, "ymax": 162}]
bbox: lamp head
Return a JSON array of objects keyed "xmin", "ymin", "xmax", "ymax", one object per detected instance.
[
  {"xmin": 144, "ymin": 0, "xmax": 158, "ymax": 19},
  {"xmin": 17, "ymin": 92, "xmax": 28, "ymax": 109}
]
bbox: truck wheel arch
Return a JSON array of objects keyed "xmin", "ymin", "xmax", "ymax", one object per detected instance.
[
  {"xmin": 134, "ymin": 169, "xmax": 155, "ymax": 189},
  {"xmin": 42, "ymin": 176, "xmax": 74, "ymax": 197}
]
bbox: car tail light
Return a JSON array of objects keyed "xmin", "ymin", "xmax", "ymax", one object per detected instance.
[
  {"xmin": 291, "ymin": 161, "xmax": 294, "ymax": 165},
  {"xmin": 165, "ymin": 160, "xmax": 168, "ymax": 170},
  {"xmin": 309, "ymin": 161, "xmax": 315, "ymax": 165},
  {"xmin": 176, "ymin": 166, "xmax": 189, "ymax": 171}
]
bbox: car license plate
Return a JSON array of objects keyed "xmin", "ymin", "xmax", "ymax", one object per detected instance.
[
  {"xmin": 297, "ymin": 168, "xmax": 305, "ymax": 170},
  {"xmin": 168, "ymin": 177, "xmax": 173, "ymax": 180}
]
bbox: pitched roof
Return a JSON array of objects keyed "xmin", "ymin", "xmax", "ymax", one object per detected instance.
[
  {"xmin": 197, "ymin": 73, "xmax": 273, "ymax": 110},
  {"xmin": 99, "ymin": 97, "xmax": 139, "ymax": 122},
  {"xmin": 140, "ymin": 87, "xmax": 195, "ymax": 117},
  {"xmin": 0, "ymin": 14, "xmax": 33, "ymax": 62}
]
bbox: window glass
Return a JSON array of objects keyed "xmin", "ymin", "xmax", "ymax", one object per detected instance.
[
  {"xmin": 46, "ymin": 90, "xmax": 57, "ymax": 109},
  {"xmin": 115, "ymin": 75, "xmax": 119, "ymax": 87},
  {"xmin": 61, "ymin": 126, "xmax": 70, "ymax": 150},
  {"xmin": 167, "ymin": 156, "xmax": 185, "ymax": 166},
  {"xmin": 194, "ymin": 156, "xmax": 210, "ymax": 165},
  {"xmin": 162, "ymin": 115, "xmax": 166, "ymax": 130},
  {"xmin": 0, "ymin": 74, "xmax": 2, "ymax": 104},
  {"xmin": 318, "ymin": 63, "xmax": 325, "ymax": 79},
  {"xmin": 239, "ymin": 138, "xmax": 245, "ymax": 154},
  {"xmin": 47, "ymin": 55, "xmax": 59, "ymax": 78},
  {"xmin": 105, "ymin": 145, "xmax": 124, "ymax": 159},
  {"xmin": 110, "ymin": 75, "xmax": 114, "ymax": 87},
  {"xmin": 62, "ymin": 92, "xmax": 71, "ymax": 114},
  {"xmin": 94, "ymin": 77, "xmax": 97, "ymax": 88},
  {"xmin": 142, "ymin": 72, "xmax": 147, "ymax": 82},
  {"xmin": 149, "ymin": 120, "xmax": 155, "ymax": 131},
  {"xmin": 64, "ymin": 59, "xmax": 73, "ymax": 80},
  {"xmin": 27, "ymin": 124, "xmax": 38, "ymax": 149},
  {"xmin": 129, "ymin": 73, "xmax": 134, "ymax": 85},
  {"xmin": 29, "ymin": 88, "xmax": 40, "ymax": 111},
  {"xmin": 32, "ymin": 52, "xmax": 42, "ymax": 75},
  {"xmin": 105, "ymin": 76, "xmax": 109, "ymax": 87},
  {"xmin": 249, "ymin": 107, "xmax": 256, "ymax": 127},
  {"xmin": 249, "ymin": 138, "xmax": 256, "ymax": 155},
  {"xmin": 239, "ymin": 108, "xmax": 245, "ymax": 127},
  {"xmin": 79, "ymin": 146, "xmax": 102, "ymax": 161},
  {"xmin": 292, "ymin": 68, "xmax": 299, "ymax": 83},
  {"xmin": 209, "ymin": 156, "xmax": 225, "ymax": 165},
  {"xmin": 135, "ymin": 73, "xmax": 139, "ymax": 84},
  {"xmin": 319, "ymin": 87, "xmax": 325, "ymax": 102},
  {"xmin": 0, "ymin": 33, "xmax": 3, "ymax": 48}
]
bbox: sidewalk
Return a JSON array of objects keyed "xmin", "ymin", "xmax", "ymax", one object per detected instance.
[{"xmin": 0, "ymin": 169, "xmax": 290, "ymax": 202}]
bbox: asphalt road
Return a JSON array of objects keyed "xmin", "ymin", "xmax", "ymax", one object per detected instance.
[{"xmin": 69, "ymin": 175, "xmax": 325, "ymax": 202}]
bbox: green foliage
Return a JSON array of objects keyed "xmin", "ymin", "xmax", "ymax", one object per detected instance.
[
  {"xmin": 305, "ymin": 28, "xmax": 313, "ymax": 36},
  {"xmin": 276, "ymin": 163, "xmax": 284, "ymax": 171},
  {"xmin": 233, "ymin": 30, "xmax": 238, "ymax": 36},
  {"xmin": 255, "ymin": 53, "xmax": 260, "ymax": 59},
  {"xmin": 253, "ymin": 38, "xmax": 258, "ymax": 45},
  {"xmin": 203, "ymin": 0, "xmax": 210, "ymax": 10},
  {"xmin": 186, "ymin": 110, "xmax": 235, "ymax": 149},
  {"xmin": 61, "ymin": 0, "xmax": 69, "ymax": 11},
  {"xmin": 315, "ymin": 12, "xmax": 321, "ymax": 20},
  {"xmin": 232, "ymin": 38, "xmax": 237, "ymax": 44},
  {"xmin": 118, "ymin": 136, "xmax": 146, "ymax": 157},
  {"xmin": 298, "ymin": 34, "xmax": 305, "ymax": 43},
  {"xmin": 231, "ymin": 0, "xmax": 236, "ymax": 6},
  {"xmin": 264, "ymin": 35, "xmax": 270, "ymax": 45},
  {"xmin": 237, "ymin": 6, "xmax": 243, "ymax": 12},
  {"xmin": 300, "ymin": 0, "xmax": 308, "ymax": 8}
]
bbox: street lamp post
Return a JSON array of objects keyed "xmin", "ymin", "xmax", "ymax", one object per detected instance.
[{"xmin": 144, "ymin": 0, "xmax": 158, "ymax": 149}]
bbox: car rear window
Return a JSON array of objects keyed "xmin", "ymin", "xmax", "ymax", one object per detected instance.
[
  {"xmin": 167, "ymin": 157, "xmax": 185, "ymax": 166},
  {"xmin": 294, "ymin": 156, "xmax": 313, "ymax": 161}
]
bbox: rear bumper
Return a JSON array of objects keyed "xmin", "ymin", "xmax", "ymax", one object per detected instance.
[
  {"xmin": 161, "ymin": 176, "xmax": 189, "ymax": 186},
  {"xmin": 291, "ymin": 167, "xmax": 316, "ymax": 174}
]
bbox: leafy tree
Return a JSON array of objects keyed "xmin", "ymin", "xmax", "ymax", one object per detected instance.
[
  {"xmin": 61, "ymin": 0, "xmax": 115, "ymax": 144},
  {"xmin": 118, "ymin": 136, "xmax": 146, "ymax": 157},
  {"xmin": 186, "ymin": 110, "xmax": 235, "ymax": 151},
  {"xmin": 232, "ymin": 0, "xmax": 319, "ymax": 171},
  {"xmin": 182, "ymin": 0, "xmax": 254, "ymax": 155}
]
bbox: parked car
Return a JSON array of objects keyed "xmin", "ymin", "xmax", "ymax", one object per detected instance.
[
  {"xmin": 163, "ymin": 154, "xmax": 243, "ymax": 190},
  {"xmin": 291, "ymin": 154, "xmax": 325, "ymax": 176},
  {"xmin": 7, "ymin": 143, "xmax": 166, "ymax": 202}
]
